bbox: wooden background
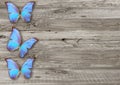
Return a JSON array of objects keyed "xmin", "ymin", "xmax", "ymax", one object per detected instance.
[{"xmin": 0, "ymin": 0, "xmax": 120, "ymax": 85}]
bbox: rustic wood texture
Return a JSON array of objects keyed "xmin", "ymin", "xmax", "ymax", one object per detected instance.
[{"xmin": 0, "ymin": 0, "xmax": 120, "ymax": 85}]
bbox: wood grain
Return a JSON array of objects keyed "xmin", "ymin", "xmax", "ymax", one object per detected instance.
[{"xmin": 0, "ymin": 0, "xmax": 120, "ymax": 85}]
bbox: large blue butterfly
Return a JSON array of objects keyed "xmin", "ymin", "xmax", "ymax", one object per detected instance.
[
  {"xmin": 7, "ymin": 27, "xmax": 38, "ymax": 58},
  {"xmin": 5, "ymin": 1, "xmax": 35, "ymax": 23},
  {"xmin": 5, "ymin": 58, "xmax": 34, "ymax": 79}
]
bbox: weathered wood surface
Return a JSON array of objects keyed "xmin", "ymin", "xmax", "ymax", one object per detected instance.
[{"xmin": 0, "ymin": 0, "xmax": 120, "ymax": 85}]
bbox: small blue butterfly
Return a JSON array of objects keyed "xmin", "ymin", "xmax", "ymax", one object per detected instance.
[
  {"xmin": 5, "ymin": 1, "xmax": 35, "ymax": 23},
  {"xmin": 5, "ymin": 58, "xmax": 34, "ymax": 79},
  {"xmin": 7, "ymin": 27, "xmax": 38, "ymax": 58}
]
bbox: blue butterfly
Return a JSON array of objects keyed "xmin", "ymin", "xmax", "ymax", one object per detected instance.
[
  {"xmin": 5, "ymin": 1, "xmax": 35, "ymax": 23},
  {"xmin": 5, "ymin": 58, "xmax": 35, "ymax": 79},
  {"xmin": 7, "ymin": 27, "xmax": 38, "ymax": 58}
]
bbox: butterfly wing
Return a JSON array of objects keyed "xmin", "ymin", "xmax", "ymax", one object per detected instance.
[
  {"xmin": 21, "ymin": 58, "xmax": 34, "ymax": 79},
  {"xmin": 5, "ymin": 58, "xmax": 20, "ymax": 79},
  {"xmin": 21, "ymin": 1, "xmax": 35, "ymax": 22},
  {"xmin": 19, "ymin": 38, "xmax": 38, "ymax": 58},
  {"xmin": 7, "ymin": 28, "xmax": 21, "ymax": 51},
  {"xmin": 5, "ymin": 2, "xmax": 19, "ymax": 23}
]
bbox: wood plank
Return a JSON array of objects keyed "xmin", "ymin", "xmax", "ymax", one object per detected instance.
[
  {"xmin": 0, "ymin": 31, "xmax": 120, "ymax": 69},
  {"xmin": 0, "ymin": 69, "xmax": 120, "ymax": 85},
  {"xmin": 1, "ymin": 0, "xmax": 120, "ymax": 8},
  {"xmin": 1, "ymin": 8, "xmax": 120, "ymax": 31}
]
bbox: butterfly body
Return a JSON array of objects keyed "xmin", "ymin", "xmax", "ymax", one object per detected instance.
[
  {"xmin": 5, "ymin": 1, "xmax": 35, "ymax": 23},
  {"xmin": 7, "ymin": 28, "xmax": 38, "ymax": 58},
  {"xmin": 5, "ymin": 58, "xmax": 34, "ymax": 79}
]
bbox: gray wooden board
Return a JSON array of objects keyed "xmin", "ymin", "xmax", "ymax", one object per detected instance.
[{"xmin": 0, "ymin": 0, "xmax": 120, "ymax": 85}]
